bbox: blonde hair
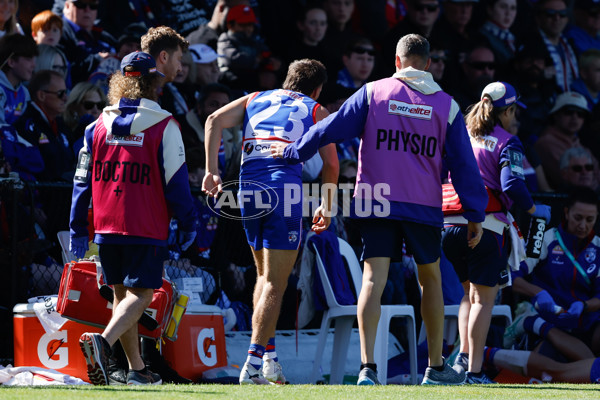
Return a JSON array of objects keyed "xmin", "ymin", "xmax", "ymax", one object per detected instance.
[
  {"xmin": 107, "ymin": 73, "xmax": 161, "ymax": 104},
  {"xmin": 465, "ymin": 96, "xmax": 512, "ymax": 137},
  {"xmin": 64, "ymin": 82, "xmax": 107, "ymax": 130},
  {"xmin": 1, "ymin": 0, "xmax": 19, "ymax": 35}
]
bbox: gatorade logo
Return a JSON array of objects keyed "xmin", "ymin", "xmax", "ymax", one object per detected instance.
[
  {"xmin": 37, "ymin": 331, "xmax": 68, "ymax": 370},
  {"xmin": 197, "ymin": 328, "xmax": 217, "ymax": 367}
]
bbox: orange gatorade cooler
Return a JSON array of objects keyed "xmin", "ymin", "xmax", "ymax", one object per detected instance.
[
  {"xmin": 13, "ymin": 303, "xmax": 102, "ymax": 382},
  {"xmin": 162, "ymin": 304, "xmax": 227, "ymax": 381}
]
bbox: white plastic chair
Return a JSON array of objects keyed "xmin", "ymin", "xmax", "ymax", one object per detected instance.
[{"xmin": 310, "ymin": 235, "xmax": 419, "ymax": 385}]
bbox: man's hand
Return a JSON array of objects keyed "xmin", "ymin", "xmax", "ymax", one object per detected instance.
[
  {"xmin": 202, "ymin": 172, "xmax": 223, "ymax": 197},
  {"xmin": 467, "ymin": 221, "xmax": 483, "ymax": 249},
  {"xmin": 178, "ymin": 230, "xmax": 197, "ymax": 251},
  {"xmin": 270, "ymin": 143, "xmax": 288, "ymax": 158},
  {"xmin": 533, "ymin": 289, "xmax": 558, "ymax": 314},
  {"xmin": 311, "ymin": 204, "xmax": 331, "ymax": 233},
  {"xmin": 69, "ymin": 236, "xmax": 89, "ymax": 259}
]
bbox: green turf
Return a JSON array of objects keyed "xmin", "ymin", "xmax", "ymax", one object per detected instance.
[{"xmin": 1, "ymin": 383, "xmax": 599, "ymax": 400}]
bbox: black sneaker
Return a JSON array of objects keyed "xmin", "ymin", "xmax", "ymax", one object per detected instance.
[
  {"xmin": 108, "ymin": 366, "xmax": 128, "ymax": 385},
  {"xmin": 79, "ymin": 333, "xmax": 111, "ymax": 385},
  {"xmin": 127, "ymin": 369, "xmax": 162, "ymax": 385}
]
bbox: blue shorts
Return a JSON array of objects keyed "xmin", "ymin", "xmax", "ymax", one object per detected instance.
[
  {"xmin": 442, "ymin": 226, "xmax": 507, "ymax": 287},
  {"xmin": 354, "ymin": 218, "xmax": 441, "ymax": 264},
  {"xmin": 240, "ymin": 188, "xmax": 302, "ymax": 251},
  {"xmin": 98, "ymin": 244, "xmax": 167, "ymax": 289}
]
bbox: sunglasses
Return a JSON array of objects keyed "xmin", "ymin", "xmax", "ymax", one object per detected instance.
[
  {"xmin": 43, "ymin": 89, "xmax": 68, "ymax": 98},
  {"xmin": 83, "ymin": 100, "xmax": 105, "ymax": 110},
  {"xmin": 352, "ymin": 47, "xmax": 376, "ymax": 56},
  {"xmin": 72, "ymin": 1, "xmax": 99, "ymax": 10},
  {"xmin": 561, "ymin": 108, "xmax": 586, "ymax": 118},
  {"xmin": 468, "ymin": 61, "xmax": 496, "ymax": 71},
  {"xmin": 431, "ymin": 55, "xmax": 447, "ymax": 63},
  {"xmin": 570, "ymin": 164, "xmax": 594, "ymax": 173},
  {"xmin": 542, "ymin": 9, "xmax": 567, "ymax": 18},
  {"xmin": 414, "ymin": 4, "xmax": 439, "ymax": 12}
]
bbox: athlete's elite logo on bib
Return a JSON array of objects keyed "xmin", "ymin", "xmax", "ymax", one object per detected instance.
[{"xmin": 388, "ymin": 100, "xmax": 433, "ymax": 120}]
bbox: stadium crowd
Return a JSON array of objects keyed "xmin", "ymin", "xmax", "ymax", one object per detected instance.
[{"xmin": 1, "ymin": 0, "xmax": 600, "ymax": 387}]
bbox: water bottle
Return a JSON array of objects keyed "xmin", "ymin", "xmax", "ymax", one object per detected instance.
[{"xmin": 526, "ymin": 217, "xmax": 546, "ymax": 258}]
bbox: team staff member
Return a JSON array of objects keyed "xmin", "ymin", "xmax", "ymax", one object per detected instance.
[
  {"xmin": 69, "ymin": 52, "xmax": 197, "ymax": 386},
  {"xmin": 443, "ymin": 82, "xmax": 552, "ymax": 384},
  {"xmin": 202, "ymin": 59, "xmax": 338, "ymax": 384},
  {"xmin": 272, "ymin": 34, "xmax": 488, "ymax": 385}
]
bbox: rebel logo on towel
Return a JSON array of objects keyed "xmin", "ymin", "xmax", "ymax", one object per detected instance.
[{"xmin": 388, "ymin": 100, "xmax": 433, "ymax": 120}]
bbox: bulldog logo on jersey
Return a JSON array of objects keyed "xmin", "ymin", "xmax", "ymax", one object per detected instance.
[{"xmin": 585, "ymin": 248, "xmax": 596, "ymax": 263}]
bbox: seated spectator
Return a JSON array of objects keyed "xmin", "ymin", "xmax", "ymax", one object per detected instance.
[
  {"xmin": 383, "ymin": 0, "xmax": 441, "ymax": 76},
  {"xmin": 559, "ymin": 147, "xmax": 599, "ymax": 192},
  {"xmin": 31, "ymin": 10, "xmax": 63, "ymax": 46},
  {"xmin": 0, "ymin": 34, "xmax": 38, "ymax": 126},
  {"xmin": 58, "ymin": 0, "xmax": 118, "ymax": 84},
  {"xmin": 186, "ymin": 0, "xmax": 232, "ymax": 49},
  {"xmin": 320, "ymin": 0, "xmax": 360, "ymax": 81},
  {"xmin": 479, "ymin": 0, "xmax": 518, "ymax": 74},
  {"xmin": 450, "ymin": 44, "xmax": 497, "ymax": 113},
  {"xmin": 34, "ymin": 44, "xmax": 69, "ymax": 81},
  {"xmin": 564, "ymin": 0, "xmax": 600, "ymax": 56},
  {"xmin": 0, "ymin": 0, "xmax": 23, "ymax": 37},
  {"xmin": 520, "ymin": 0, "xmax": 578, "ymax": 93},
  {"xmin": 161, "ymin": 49, "xmax": 195, "ymax": 121},
  {"xmin": 506, "ymin": 187, "xmax": 600, "ymax": 360},
  {"xmin": 571, "ymin": 49, "xmax": 600, "ymax": 111},
  {"xmin": 181, "ymin": 83, "xmax": 240, "ymax": 177},
  {"xmin": 427, "ymin": 40, "xmax": 448, "ymax": 83},
  {"xmin": 336, "ymin": 37, "xmax": 376, "ymax": 89},
  {"xmin": 115, "ymin": 22, "xmax": 145, "ymax": 60},
  {"xmin": 217, "ymin": 4, "xmax": 280, "ymax": 91},
  {"xmin": 15, "ymin": 70, "xmax": 75, "ymax": 182},
  {"xmin": 283, "ymin": 5, "xmax": 328, "ymax": 66},
  {"xmin": 63, "ymin": 81, "xmax": 106, "ymax": 151},
  {"xmin": 189, "ymin": 43, "xmax": 221, "ymax": 88},
  {"xmin": 534, "ymin": 91, "xmax": 592, "ymax": 190}
]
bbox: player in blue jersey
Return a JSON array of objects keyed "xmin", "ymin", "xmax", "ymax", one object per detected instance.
[{"xmin": 202, "ymin": 59, "xmax": 339, "ymax": 384}]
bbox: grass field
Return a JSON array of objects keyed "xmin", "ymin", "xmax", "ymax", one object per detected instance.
[{"xmin": 1, "ymin": 383, "xmax": 599, "ymax": 400}]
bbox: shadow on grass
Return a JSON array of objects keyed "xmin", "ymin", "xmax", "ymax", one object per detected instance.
[
  {"xmin": 469, "ymin": 384, "xmax": 599, "ymax": 392},
  {"xmin": 4, "ymin": 385, "xmax": 222, "ymax": 395}
]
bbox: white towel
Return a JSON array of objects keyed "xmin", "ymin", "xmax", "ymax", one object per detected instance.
[
  {"xmin": 504, "ymin": 212, "xmax": 526, "ymax": 288},
  {"xmin": 28, "ymin": 296, "xmax": 68, "ymax": 334},
  {"xmin": 0, "ymin": 365, "xmax": 88, "ymax": 386}
]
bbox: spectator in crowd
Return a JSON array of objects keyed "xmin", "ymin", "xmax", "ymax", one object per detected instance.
[
  {"xmin": 189, "ymin": 43, "xmax": 221, "ymax": 88},
  {"xmin": 186, "ymin": 0, "xmax": 237, "ymax": 49},
  {"xmin": 0, "ymin": 0, "xmax": 23, "ymax": 37},
  {"xmin": 505, "ymin": 186, "xmax": 600, "ymax": 361},
  {"xmin": 0, "ymin": 34, "xmax": 38, "ymax": 125},
  {"xmin": 320, "ymin": 0, "xmax": 360, "ymax": 80},
  {"xmin": 383, "ymin": 0, "xmax": 441, "ymax": 76},
  {"xmin": 31, "ymin": 10, "xmax": 63, "ymax": 46},
  {"xmin": 34, "ymin": 44, "xmax": 69, "ymax": 81},
  {"xmin": 509, "ymin": 43, "xmax": 558, "ymax": 144},
  {"xmin": 451, "ymin": 44, "xmax": 496, "ymax": 113},
  {"xmin": 431, "ymin": 0, "xmax": 481, "ymax": 84},
  {"xmin": 203, "ymin": 59, "xmax": 337, "ymax": 385},
  {"xmin": 559, "ymin": 147, "xmax": 598, "ymax": 192},
  {"xmin": 169, "ymin": 50, "xmax": 196, "ymax": 115},
  {"xmin": 181, "ymin": 83, "xmax": 240, "ymax": 179},
  {"xmin": 444, "ymin": 82, "xmax": 551, "ymax": 384},
  {"xmin": 63, "ymin": 81, "xmax": 106, "ymax": 150},
  {"xmin": 59, "ymin": 0, "xmax": 118, "ymax": 84},
  {"xmin": 70, "ymin": 51, "xmax": 197, "ymax": 386},
  {"xmin": 571, "ymin": 49, "xmax": 600, "ymax": 111},
  {"xmin": 427, "ymin": 41, "xmax": 448, "ymax": 83},
  {"xmin": 217, "ymin": 4, "xmax": 280, "ymax": 91},
  {"xmin": 523, "ymin": 0, "xmax": 578, "ymax": 93},
  {"xmin": 271, "ymin": 34, "xmax": 487, "ymax": 386},
  {"xmin": 534, "ymin": 91, "xmax": 592, "ymax": 190},
  {"xmin": 337, "ymin": 38, "xmax": 376, "ymax": 89},
  {"xmin": 479, "ymin": 0, "xmax": 518, "ymax": 74},
  {"xmin": 114, "ymin": 22, "xmax": 146, "ymax": 60},
  {"xmin": 283, "ymin": 5, "xmax": 328, "ymax": 66},
  {"xmin": 564, "ymin": 0, "xmax": 600, "ymax": 56},
  {"xmin": 16, "ymin": 70, "xmax": 74, "ymax": 182}
]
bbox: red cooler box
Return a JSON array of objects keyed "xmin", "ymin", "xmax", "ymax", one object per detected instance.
[
  {"xmin": 13, "ymin": 303, "xmax": 102, "ymax": 382},
  {"xmin": 162, "ymin": 304, "xmax": 227, "ymax": 381}
]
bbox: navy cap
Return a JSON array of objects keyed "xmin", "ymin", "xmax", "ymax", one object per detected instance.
[
  {"xmin": 120, "ymin": 51, "xmax": 165, "ymax": 77},
  {"xmin": 481, "ymin": 81, "xmax": 526, "ymax": 109}
]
